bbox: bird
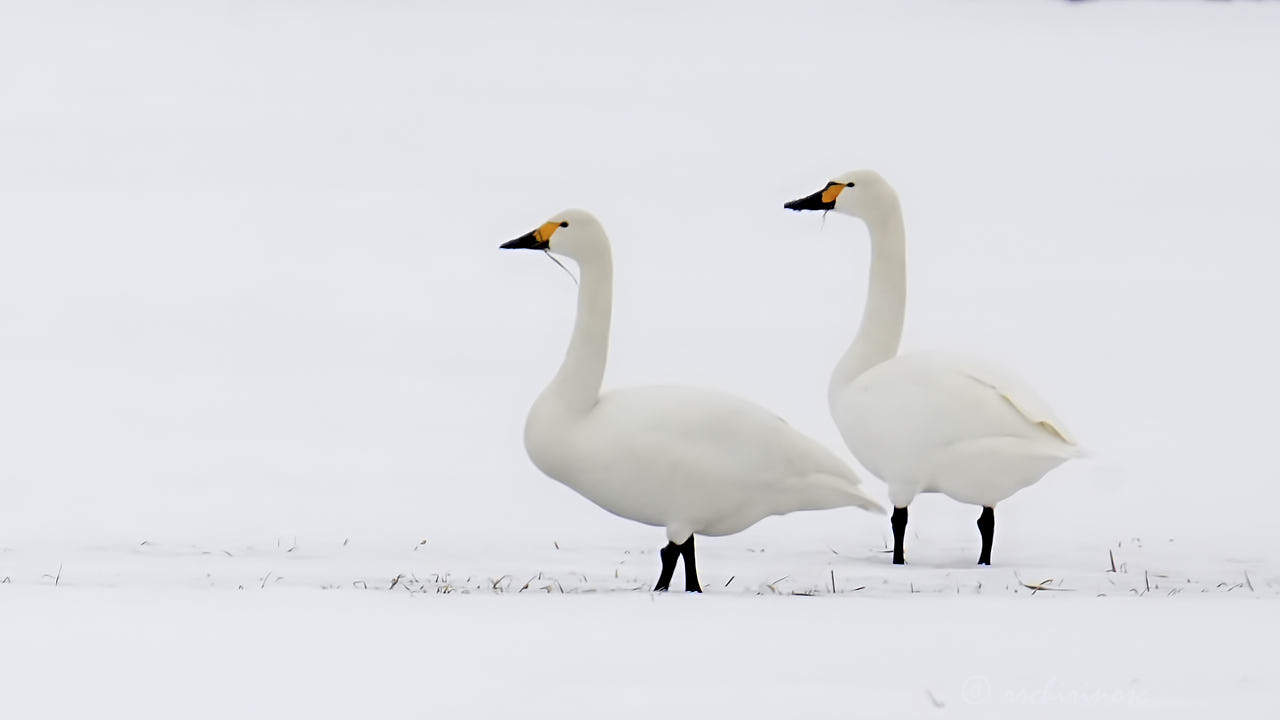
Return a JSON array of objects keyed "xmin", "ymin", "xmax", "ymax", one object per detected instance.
[
  {"xmin": 501, "ymin": 209, "xmax": 884, "ymax": 591},
  {"xmin": 784, "ymin": 171, "xmax": 1082, "ymax": 566}
]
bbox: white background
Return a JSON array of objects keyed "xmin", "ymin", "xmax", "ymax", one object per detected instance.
[
  {"xmin": 1, "ymin": 2, "xmax": 1278, "ymax": 716},
  {"xmin": 3, "ymin": 0, "xmax": 1277, "ymax": 551}
]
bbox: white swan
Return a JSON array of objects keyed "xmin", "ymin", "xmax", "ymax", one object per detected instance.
[
  {"xmin": 501, "ymin": 209, "xmax": 884, "ymax": 591},
  {"xmin": 784, "ymin": 171, "xmax": 1082, "ymax": 565}
]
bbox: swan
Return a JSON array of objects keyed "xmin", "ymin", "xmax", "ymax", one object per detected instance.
[
  {"xmin": 784, "ymin": 171, "xmax": 1082, "ymax": 565},
  {"xmin": 501, "ymin": 209, "xmax": 884, "ymax": 591}
]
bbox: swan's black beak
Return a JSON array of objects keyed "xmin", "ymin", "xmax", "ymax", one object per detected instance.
[
  {"xmin": 502, "ymin": 220, "xmax": 563, "ymax": 250},
  {"xmin": 784, "ymin": 183, "xmax": 841, "ymax": 212},
  {"xmin": 500, "ymin": 230, "xmax": 548, "ymax": 251}
]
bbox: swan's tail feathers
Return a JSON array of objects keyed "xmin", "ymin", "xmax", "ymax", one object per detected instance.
[
  {"xmin": 1027, "ymin": 434, "xmax": 1088, "ymax": 461},
  {"xmin": 823, "ymin": 474, "xmax": 887, "ymax": 515},
  {"xmin": 1056, "ymin": 441, "xmax": 1089, "ymax": 460},
  {"xmin": 845, "ymin": 484, "xmax": 887, "ymax": 515},
  {"xmin": 779, "ymin": 473, "xmax": 886, "ymax": 516}
]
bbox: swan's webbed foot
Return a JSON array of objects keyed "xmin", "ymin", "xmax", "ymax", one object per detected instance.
[
  {"xmin": 891, "ymin": 506, "xmax": 908, "ymax": 565},
  {"xmin": 977, "ymin": 506, "xmax": 995, "ymax": 565},
  {"xmin": 653, "ymin": 537, "xmax": 701, "ymax": 592}
]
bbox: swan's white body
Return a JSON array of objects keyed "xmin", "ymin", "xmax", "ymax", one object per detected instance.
[
  {"xmin": 529, "ymin": 384, "xmax": 881, "ymax": 541},
  {"xmin": 797, "ymin": 171, "xmax": 1081, "ymax": 512},
  {"xmin": 511, "ymin": 209, "xmax": 883, "ymax": 546},
  {"xmin": 834, "ymin": 351, "xmax": 1081, "ymax": 508}
]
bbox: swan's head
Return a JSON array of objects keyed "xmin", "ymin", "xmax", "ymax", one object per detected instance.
[
  {"xmin": 784, "ymin": 170, "xmax": 897, "ymax": 220},
  {"xmin": 500, "ymin": 209, "xmax": 608, "ymax": 263}
]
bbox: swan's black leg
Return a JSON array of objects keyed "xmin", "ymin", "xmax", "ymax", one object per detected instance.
[
  {"xmin": 891, "ymin": 506, "xmax": 908, "ymax": 565},
  {"xmin": 977, "ymin": 506, "xmax": 995, "ymax": 565},
  {"xmin": 654, "ymin": 541, "xmax": 680, "ymax": 591},
  {"xmin": 679, "ymin": 536, "xmax": 702, "ymax": 593}
]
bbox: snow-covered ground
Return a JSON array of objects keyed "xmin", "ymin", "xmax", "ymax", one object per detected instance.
[
  {"xmin": 3, "ymin": 0, "xmax": 1280, "ymax": 716},
  {"xmin": 3, "ymin": 535, "xmax": 1277, "ymax": 717}
]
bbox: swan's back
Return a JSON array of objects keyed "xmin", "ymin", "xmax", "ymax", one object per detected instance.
[{"xmin": 530, "ymin": 385, "xmax": 881, "ymax": 537}]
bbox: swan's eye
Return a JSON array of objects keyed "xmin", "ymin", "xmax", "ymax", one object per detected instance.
[
  {"xmin": 846, "ymin": 182, "xmax": 855, "ymax": 187},
  {"xmin": 560, "ymin": 221, "xmax": 569, "ymax": 228}
]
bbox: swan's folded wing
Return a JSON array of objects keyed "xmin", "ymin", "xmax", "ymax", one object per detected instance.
[
  {"xmin": 926, "ymin": 352, "xmax": 1080, "ymax": 448},
  {"xmin": 591, "ymin": 385, "xmax": 872, "ymax": 491}
]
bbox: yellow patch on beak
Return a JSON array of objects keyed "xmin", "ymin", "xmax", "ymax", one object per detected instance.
[
  {"xmin": 534, "ymin": 221, "xmax": 561, "ymax": 246},
  {"xmin": 821, "ymin": 183, "xmax": 845, "ymax": 205}
]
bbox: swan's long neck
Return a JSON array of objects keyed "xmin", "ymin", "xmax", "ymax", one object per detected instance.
[
  {"xmin": 541, "ymin": 248, "xmax": 612, "ymax": 416},
  {"xmin": 830, "ymin": 200, "xmax": 907, "ymax": 398}
]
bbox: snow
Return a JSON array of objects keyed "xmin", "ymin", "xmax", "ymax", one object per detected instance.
[
  {"xmin": 7, "ymin": 591, "xmax": 1277, "ymax": 718},
  {"xmin": 3, "ymin": 0, "xmax": 1280, "ymax": 716},
  {"xmin": 3, "ymin": 538, "xmax": 1277, "ymax": 717}
]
